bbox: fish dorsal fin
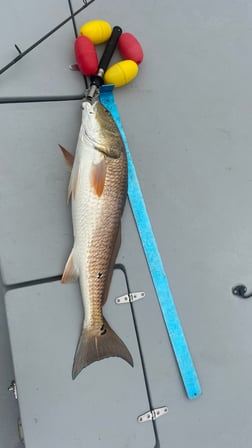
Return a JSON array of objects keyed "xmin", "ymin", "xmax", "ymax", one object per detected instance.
[
  {"xmin": 101, "ymin": 224, "xmax": 121, "ymax": 306},
  {"xmin": 58, "ymin": 144, "xmax": 74, "ymax": 170},
  {"xmin": 61, "ymin": 248, "xmax": 79, "ymax": 283},
  {"xmin": 91, "ymin": 158, "xmax": 106, "ymax": 197},
  {"xmin": 58, "ymin": 143, "xmax": 78, "ymax": 203}
]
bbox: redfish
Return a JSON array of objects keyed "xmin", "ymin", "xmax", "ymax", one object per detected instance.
[{"xmin": 60, "ymin": 98, "xmax": 133, "ymax": 379}]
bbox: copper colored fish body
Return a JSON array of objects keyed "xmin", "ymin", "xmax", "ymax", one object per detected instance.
[{"xmin": 60, "ymin": 99, "xmax": 133, "ymax": 379}]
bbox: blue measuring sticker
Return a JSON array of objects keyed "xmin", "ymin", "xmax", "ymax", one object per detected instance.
[{"xmin": 99, "ymin": 84, "xmax": 202, "ymax": 399}]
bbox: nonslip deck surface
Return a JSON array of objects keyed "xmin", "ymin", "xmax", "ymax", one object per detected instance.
[{"xmin": 1, "ymin": 0, "xmax": 252, "ymax": 447}]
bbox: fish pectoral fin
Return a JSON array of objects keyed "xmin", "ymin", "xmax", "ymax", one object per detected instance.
[
  {"xmin": 72, "ymin": 317, "xmax": 133, "ymax": 379},
  {"xmin": 61, "ymin": 248, "xmax": 79, "ymax": 283},
  {"xmin": 91, "ymin": 158, "xmax": 106, "ymax": 197},
  {"xmin": 58, "ymin": 144, "xmax": 74, "ymax": 170}
]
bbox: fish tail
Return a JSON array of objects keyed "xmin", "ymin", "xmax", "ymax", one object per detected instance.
[{"xmin": 72, "ymin": 318, "xmax": 133, "ymax": 379}]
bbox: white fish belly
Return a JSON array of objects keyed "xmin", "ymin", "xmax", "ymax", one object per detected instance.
[{"xmin": 71, "ymin": 137, "xmax": 104, "ymax": 325}]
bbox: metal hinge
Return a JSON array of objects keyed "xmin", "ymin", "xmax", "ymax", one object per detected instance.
[
  {"xmin": 137, "ymin": 406, "xmax": 168, "ymax": 423},
  {"xmin": 115, "ymin": 291, "xmax": 145, "ymax": 304},
  {"xmin": 18, "ymin": 417, "xmax": 25, "ymax": 444},
  {"xmin": 8, "ymin": 380, "xmax": 18, "ymax": 400}
]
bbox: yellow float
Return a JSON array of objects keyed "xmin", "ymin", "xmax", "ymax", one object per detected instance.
[
  {"xmin": 104, "ymin": 60, "xmax": 138, "ymax": 87},
  {"xmin": 79, "ymin": 20, "xmax": 112, "ymax": 45}
]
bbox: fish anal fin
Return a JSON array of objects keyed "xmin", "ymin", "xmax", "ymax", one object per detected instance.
[
  {"xmin": 72, "ymin": 317, "xmax": 133, "ymax": 379},
  {"xmin": 58, "ymin": 144, "xmax": 74, "ymax": 170},
  {"xmin": 101, "ymin": 224, "xmax": 121, "ymax": 306},
  {"xmin": 61, "ymin": 248, "xmax": 79, "ymax": 283},
  {"xmin": 91, "ymin": 159, "xmax": 106, "ymax": 197}
]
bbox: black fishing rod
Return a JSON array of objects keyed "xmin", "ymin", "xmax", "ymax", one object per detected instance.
[{"xmin": 0, "ymin": 0, "xmax": 95, "ymax": 76}]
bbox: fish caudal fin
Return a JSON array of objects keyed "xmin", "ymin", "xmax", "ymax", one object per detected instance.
[{"xmin": 72, "ymin": 318, "xmax": 133, "ymax": 379}]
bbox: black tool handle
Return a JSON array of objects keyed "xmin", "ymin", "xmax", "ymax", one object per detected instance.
[
  {"xmin": 88, "ymin": 25, "xmax": 122, "ymax": 98},
  {"xmin": 99, "ymin": 25, "xmax": 122, "ymax": 73}
]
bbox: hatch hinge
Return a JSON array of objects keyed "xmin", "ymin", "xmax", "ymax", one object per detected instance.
[
  {"xmin": 8, "ymin": 380, "xmax": 18, "ymax": 400},
  {"xmin": 115, "ymin": 291, "xmax": 145, "ymax": 304},
  {"xmin": 18, "ymin": 417, "xmax": 25, "ymax": 444},
  {"xmin": 137, "ymin": 406, "xmax": 168, "ymax": 423}
]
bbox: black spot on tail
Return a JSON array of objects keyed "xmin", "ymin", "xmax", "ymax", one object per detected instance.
[{"xmin": 100, "ymin": 324, "xmax": 107, "ymax": 335}]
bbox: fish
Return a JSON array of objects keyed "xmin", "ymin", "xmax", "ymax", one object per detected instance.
[{"xmin": 60, "ymin": 98, "xmax": 133, "ymax": 379}]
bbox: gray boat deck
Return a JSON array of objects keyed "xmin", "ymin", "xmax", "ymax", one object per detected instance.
[{"xmin": 1, "ymin": 0, "xmax": 252, "ymax": 447}]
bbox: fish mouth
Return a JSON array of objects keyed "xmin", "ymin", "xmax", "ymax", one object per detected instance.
[
  {"xmin": 81, "ymin": 99, "xmax": 97, "ymax": 122},
  {"xmin": 81, "ymin": 98, "xmax": 98, "ymax": 113},
  {"xmin": 82, "ymin": 89, "xmax": 99, "ymax": 107},
  {"xmin": 82, "ymin": 99, "xmax": 93, "ymax": 109}
]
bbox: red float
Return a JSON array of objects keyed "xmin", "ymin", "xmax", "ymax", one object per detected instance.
[
  {"xmin": 118, "ymin": 32, "xmax": 144, "ymax": 64},
  {"xmin": 74, "ymin": 36, "xmax": 98, "ymax": 76}
]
